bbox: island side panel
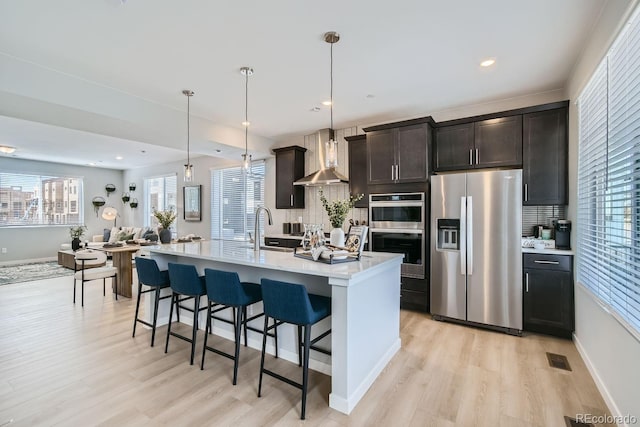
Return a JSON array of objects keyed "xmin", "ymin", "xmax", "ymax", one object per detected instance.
[{"xmin": 329, "ymin": 261, "xmax": 402, "ymax": 414}]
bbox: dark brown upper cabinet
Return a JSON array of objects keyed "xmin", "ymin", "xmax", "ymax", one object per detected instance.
[
  {"xmin": 272, "ymin": 146, "xmax": 306, "ymax": 209},
  {"xmin": 522, "ymin": 106, "xmax": 568, "ymax": 205},
  {"xmin": 434, "ymin": 116, "xmax": 522, "ymax": 172},
  {"xmin": 345, "ymin": 134, "xmax": 368, "ymax": 208},
  {"xmin": 474, "ymin": 115, "xmax": 523, "ymax": 168},
  {"xmin": 434, "ymin": 123, "xmax": 475, "ymax": 171},
  {"xmin": 363, "ymin": 118, "xmax": 433, "ymax": 185}
]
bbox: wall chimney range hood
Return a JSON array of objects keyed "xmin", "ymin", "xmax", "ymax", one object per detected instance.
[{"xmin": 293, "ymin": 128, "xmax": 348, "ymax": 186}]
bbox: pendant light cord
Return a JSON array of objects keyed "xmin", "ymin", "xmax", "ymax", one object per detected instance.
[
  {"xmin": 245, "ymin": 70, "xmax": 249, "ymax": 157},
  {"xmin": 330, "ymin": 39, "xmax": 334, "ymax": 130},
  {"xmin": 187, "ymin": 94, "xmax": 190, "ymax": 166}
]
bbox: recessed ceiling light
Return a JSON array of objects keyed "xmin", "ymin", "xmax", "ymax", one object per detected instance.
[
  {"xmin": 242, "ymin": 120, "xmax": 250, "ymax": 126},
  {"xmin": 322, "ymin": 100, "xmax": 332, "ymax": 106},
  {"xmin": 480, "ymin": 58, "xmax": 496, "ymax": 67},
  {"xmin": 115, "ymin": 156, "xmax": 123, "ymax": 160},
  {"xmin": 215, "ymin": 149, "xmax": 221, "ymax": 153},
  {"xmin": 0, "ymin": 145, "xmax": 16, "ymax": 154},
  {"xmin": 88, "ymin": 162, "xmax": 96, "ymax": 166}
]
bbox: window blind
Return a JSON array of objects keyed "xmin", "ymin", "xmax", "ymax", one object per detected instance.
[
  {"xmin": 0, "ymin": 172, "xmax": 83, "ymax": 226},
  {"xmin": 144, "ymin": 174, "xmax": 177, "ymax": 232},
  {"xmin": 211, "ymin": 161, "xmax": 265, "ymax": 241},
  {"xmin": 577, "ymin": 7, "xmax": 640, "ymax": 333}
]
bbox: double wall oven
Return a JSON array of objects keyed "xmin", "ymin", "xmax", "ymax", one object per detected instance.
[{"xmin": 369, "ymin": 193, "xmax": 425, "ymax": 279}]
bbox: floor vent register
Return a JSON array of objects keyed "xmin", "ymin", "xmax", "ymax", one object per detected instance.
[
  {"xmin": 564, "ymin": 416, "xmax": 593, "ymax": 427},
  {"xmin": 546, "ymin": 352, "xmax": 572, "ymax": 371}
]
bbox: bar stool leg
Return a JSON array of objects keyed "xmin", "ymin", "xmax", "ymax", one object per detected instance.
[
  {"xmin": 190, "ymin": 295, "xmax": 201, "ymax": 365},
  {"xmin": 201, "ymin": 302, "xmax": 212, "ymax": 370},
  {"xmin": 274, "ymin": 318, "xmax": 279, "ymax": 359},
  {"xmin": 258, "ymin": 315, "xmax": 269, "ymax": 398},
  {"xmin": 103, "ymin": 278, "xmax": 106, "ymax": 296},
  {"xmin": 232, "ymin": 304, "xmax": 243, "ymax": 385},
  {"xmin": 165, "ymin": 293, "xmax": 175, "ymax": 354},
  {"xmin": 301, "ymin": 324, "xmax": 312, "ymax": 420},
  {"xmin": 132, "ymin": 282, "xmax": 143, "ymax": 338},
  {"xmin": 297, "ymin": 325, "xmax": 303, "ymax": 367},
  {"xmin": 151, "ymin": 287, "xmax": 161, "ymax": 347},
  {"xmin": 243, "ymin": 306, "xmax": 248, "ymax": 347},
  {"xmin": 73, "ymin": 279, "xmax": 76, "ymax": 304}
]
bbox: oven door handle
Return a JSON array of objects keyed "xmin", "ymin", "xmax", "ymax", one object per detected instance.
[{"xmin": 460, "ymin": 196, "xmax": 466, "ymax": 276}]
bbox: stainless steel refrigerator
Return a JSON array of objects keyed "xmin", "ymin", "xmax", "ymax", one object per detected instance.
[{"xmin": 430, "ymin": 169, "xmax": 522, "ymax": 334}]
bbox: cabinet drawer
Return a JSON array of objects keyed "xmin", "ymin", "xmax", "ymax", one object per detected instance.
[{"xmin": 523, "ymin": 253, "xmax": 571, "ymax": 271}]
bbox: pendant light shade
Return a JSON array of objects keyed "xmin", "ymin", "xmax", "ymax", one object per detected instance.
[
  {"xmin": 183, "ymin": 89, "xmax": 194, "ymax": 182},
  {"xmin": 240, "ymin": 67, "xmax": 253, "ymax": 174},
  {"xmin": 324, "ymin": 31, "xmax": 340, "ymax": 169}
]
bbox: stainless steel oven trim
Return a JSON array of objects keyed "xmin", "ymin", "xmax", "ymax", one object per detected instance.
[{"xmin": 369, "ymin": 229, "xmax": 425, "ymax": 279}]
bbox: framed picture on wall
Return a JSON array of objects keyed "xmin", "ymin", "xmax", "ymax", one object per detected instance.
[{"xmin": 183, "ymin": 185, "xmax": 201, "ymax": 222}]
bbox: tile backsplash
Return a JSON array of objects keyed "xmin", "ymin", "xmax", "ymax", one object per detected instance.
[{"xmin": 522, "ymin": 205, "xmax": 567, "ymax": 237}]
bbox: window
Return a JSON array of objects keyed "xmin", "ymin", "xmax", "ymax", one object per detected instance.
[
  {"xmin": 144, "ymin": 174, "xmax": 177, "ymax": 233},
  {"xmin": 0, "ymin": 172, "xmax": 83, "ymax": 226},
  {"xmin": 211, "ymin": 161, "xmax": 265, "ymax": 241},
  {"xmin": 577, "ymin": 6, "xmax": 640, "ymax": 335}
]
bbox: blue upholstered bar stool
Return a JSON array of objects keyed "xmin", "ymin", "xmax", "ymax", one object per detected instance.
[
  {"xmin": 201, "ymin": 268, "xmax": 275, "ymax": 385},
  {"xmin": 133, "ymin": 257, "xmax": 172, "ymax": 347},
  {"xmin": 165, "ymin": 263, "xmax": 207, "ymax": 365},
  {"xmin": 258, "ymin": 278, "xmax": 332, "ymax": 420}
]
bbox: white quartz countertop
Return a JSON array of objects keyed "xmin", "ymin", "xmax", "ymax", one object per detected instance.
[
  {"xmin": 522, "ymin": 247, "xmax": 575, "ymax": 256},
  {"xmin": 149, "ymin": 240, "xmax": 402, "ymax": 280}
]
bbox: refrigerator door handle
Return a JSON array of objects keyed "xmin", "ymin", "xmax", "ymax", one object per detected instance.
[
  {"xmin": 467, "ymin": 196, "xmax": 473, "ymax": 275},
  {"xmin": 460, "ymin": 196, "xmax": 467, "ymax": 275},
  {"xmin": 469, "ymin": 149, "xmax": 473, "ymax": 165}
]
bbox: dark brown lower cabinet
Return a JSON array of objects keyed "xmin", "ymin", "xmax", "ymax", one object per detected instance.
[
  {"xmin": 400, "ymin": 276, "xmax": 429, "ymax": 312},
  {"xmin": 523, "ymin": 253, "xmax": 574, "ymax": 338}
]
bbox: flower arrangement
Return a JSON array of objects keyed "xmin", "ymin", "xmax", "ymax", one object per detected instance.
[
  {"xmin": 69, "ymin": 225, "xmax": 87, "ymax": 239},
  {"xmin": 153, "ymin": 207, "xmax": 177, "ymax": 229},
  {"xmin": 319, "ymin": 189, "xmax": 363, "ymax": 228}
]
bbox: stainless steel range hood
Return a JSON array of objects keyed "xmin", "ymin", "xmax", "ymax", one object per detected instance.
[{"xmin": 293, "ymin": 128, "xmax": 348, "ymax": 186}]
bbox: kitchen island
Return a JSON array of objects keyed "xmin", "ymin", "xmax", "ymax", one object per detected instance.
[{"xmin": 148, "ymin": 240, "xmax": 403, "ymax": 415}]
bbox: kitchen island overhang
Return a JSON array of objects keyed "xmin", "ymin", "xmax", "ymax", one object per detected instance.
[{"xmin": 148, "ymin": 240, "xmax": 403, "ymax": 415}]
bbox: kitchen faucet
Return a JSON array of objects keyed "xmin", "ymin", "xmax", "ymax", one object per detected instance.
[{"xmin": 254, "ymin": 206, "xmax": 273, "ymax": 251}]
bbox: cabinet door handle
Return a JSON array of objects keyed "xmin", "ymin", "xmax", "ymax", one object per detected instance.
[
  {"xmin": 524, "ymin": 184, "xmax": 528, "ymax": 201},
  {"xmin": 391, "ymin": 165, "xmax": 395, "ymax": 180},
  {"xmin": 290, "ymin": 194, "xmax": 294, "ymax": 206},
  {"xmin": 469, "ymin": 149, "xmax": 473, "ymax": 165},
  {"xmin": 534, "ymin": 260, "xmax": 560, "ymax": 265},
  {"xmin": 267, "ymin": 241, "xmax": 280, "ymax": 245},
  {"xmin": 475, "ymin": 148, "xmax": 479, "ymax": 165},
  {"xmin": 395, "ymin": 164, "xmax": 399, "ymax": 180},
  {"xmin": 525, "ymin": 272, "xmax": 529, "ymax": 292}
]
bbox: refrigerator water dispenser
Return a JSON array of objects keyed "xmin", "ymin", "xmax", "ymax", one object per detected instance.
[{"xmin": 437, "ymin": 219, "xmax": 460, "ymax": 250}]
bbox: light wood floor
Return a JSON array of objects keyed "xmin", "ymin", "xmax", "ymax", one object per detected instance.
[{"xmin": 0, "ymin": 275, "xmax": 614, "ymax": 426}]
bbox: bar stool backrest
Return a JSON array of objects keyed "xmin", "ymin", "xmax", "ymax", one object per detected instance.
[
  {"xmin": 204, "ymin": 269, "xmax": 249, "ymax": 306},
  {"xmin": 167, "ymin": 263, "xmax": 205, "ymax": 296},
  {"xmin": 260, "ymin": 278, "xmax": 315, "ymax": 325},
  {"xmin": 135, "ymin": 257, "xmax": 169, "ymax": 287}
]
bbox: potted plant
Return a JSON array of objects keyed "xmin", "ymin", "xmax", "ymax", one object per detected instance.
[
  {"xmin": 153, "ymin": 208, "xmax": 177, "ymax": 243},
  {"xmin": 319, "ymin": 189, "xmax": 363, "ymax": 246},
  {"xmin": 69, "ymin": 225, "xmax": 87, "ymax": 251}
]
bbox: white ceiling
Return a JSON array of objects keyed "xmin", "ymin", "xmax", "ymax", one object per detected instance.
[{"xmin": 0, "ymin": 0, "xmax": 605, "ymax": 169}]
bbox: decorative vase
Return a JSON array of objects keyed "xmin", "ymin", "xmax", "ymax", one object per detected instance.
[
  {"xmin": 71, "ymin": 238, "xmax": 81, "ymax": 251},
  {"xmin": 159, "ymin": 228, "xmax": 172, "ymax": 244},
  {"xmin": 330, "ymin": 227, "xmax": 345, "ymax": 247}
]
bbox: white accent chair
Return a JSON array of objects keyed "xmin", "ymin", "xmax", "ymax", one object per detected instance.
[{"xmin": 73, "ymin": 250, "xmax": 118, "ymax": 307}]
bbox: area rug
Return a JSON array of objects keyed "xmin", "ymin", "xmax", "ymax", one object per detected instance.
[{"xmin": 0, "ymin": 261, "xmax": 74, "ymax": 286}]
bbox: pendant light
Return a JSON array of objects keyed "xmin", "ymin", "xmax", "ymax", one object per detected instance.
[
  {"xmin": 324, "ymin": 31, "xmax": 340, "ymax": 168},
  {"xmin": 240, "ymin": 66, "xmax": 253, "ymax": 173},
  {"xmin": 183, "ymin": 89, "xmax": 194, "ymax": 182}
]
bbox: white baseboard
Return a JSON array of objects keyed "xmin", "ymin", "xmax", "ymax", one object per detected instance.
[{"xmin": 573, "ymin": 333, "xmax": 627, "ymax": 426}]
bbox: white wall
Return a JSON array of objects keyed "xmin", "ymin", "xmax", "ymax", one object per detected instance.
[
  {"xmin": 0, "ymin": 157, "xmax": 123, "ymax": 264},
  {"xmin": 565, "ymin": 0, "xmax": 640, "ymax": 421}
]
